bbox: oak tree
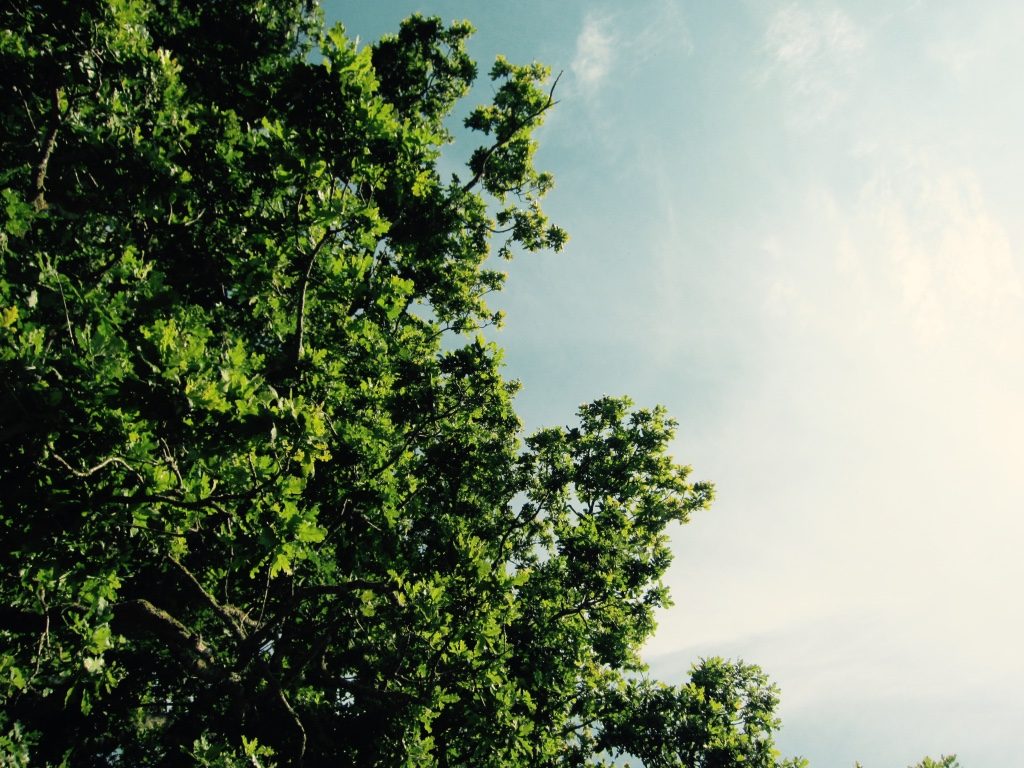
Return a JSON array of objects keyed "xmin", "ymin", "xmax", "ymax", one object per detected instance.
[{"xmin": 1, "ymin": 2, "xmax": 805, "ymax": 765}]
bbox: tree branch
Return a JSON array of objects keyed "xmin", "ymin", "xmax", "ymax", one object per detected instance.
[
  {"xmin": 291, "ymin": 228, "xmax": 336, "ymax": 366},
  {"xmin": 461, "ymin": 70, "xmax": 562, "ymax": 194},
  {"xmin": 52, "ymin": 452, "xmax": 138, "ymax": 479},
  {"xmin": 33, "ymin": 88, "xmax": 61, "ymax": 212},
  {"xmin": 276, "ymin": 684, "xmax": 308, "ymax": 764},
  {"xmin": 112, "ymin": 598, "xmax": 227, "ymax": 683},
  {"xmin": 294, "ymin": 579, "xmax": 388, "ymax": 599},
  {"xmin": 167, "ymin": 556, "xmax": 254, "ymax": 640}
]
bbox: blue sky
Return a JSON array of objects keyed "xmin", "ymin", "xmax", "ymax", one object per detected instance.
[{"xmin": 328, "ymin": 2, "xmax": 1024, "ymax": 765}]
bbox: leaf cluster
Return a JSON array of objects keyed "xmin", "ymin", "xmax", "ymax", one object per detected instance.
[{"xmin": 1, "ymin": 2, "xmax": 800, "ymax": 766}]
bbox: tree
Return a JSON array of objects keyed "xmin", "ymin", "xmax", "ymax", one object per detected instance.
[
  {"xmin": 0, "ymin": 2, "xmax": 806, "ymax": 765},
  {"xmin": 909, "ymin": 757, "xmax": 961, "ymax": 768},
  {"xmin": 855, "ymin": 756, "xmax": 960, "ymax": 768}
]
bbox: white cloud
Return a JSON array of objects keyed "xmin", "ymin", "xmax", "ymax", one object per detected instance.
[
  {"xmin": 923, "ymin": 5, "xmax": 1024, "ymax": 83},
  {"xmin": 859, "ymin": 156, "xmax": 1024, "ymax": 352},
  {"xmin": 760, "ymin": 4, "xmax": 866, "ymax": 128},
  {"xmin": 568, "ymin": 4, "xmax": 693, "ymax": 103},
  {"xmin": 643, "ymin": 143, "xmax": 1024, "ymax": 761},
  {"xmin": 738, "ymin": 151, "xmax": 1024, "ymax": 356},
  {"xmin": 539, "ymin": 5, "xmax": 1024, "ymax": 764},
  {"xmin": 571, "ymin": 14, "xmax": 614, "ymax": 93},
  {"xmin": 633, "ymin": 0, "xmax": 694, "ymax": 61},
  {"xmin": 766, "ymin": 5, "xmax": 864, "ymax": 65}
]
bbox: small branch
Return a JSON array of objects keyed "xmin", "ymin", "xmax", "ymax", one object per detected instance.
[
  {"xmin": 276, "ymin": 685, "xmax": 308, "ymax": 763},
  {"xmin": 462, "ymin": 70, "xmax": 562, "ymax": 194},
  {"xmin": 56, "ymin": 278, "xmax": 77, "ymax": 349},
  {"xmin": 29, "ymin": 608, "xmax": 50, "ymax": 685},
  {"xmin": 560, "ymin": 714, "xmax": 602, "ymax": 738},
  {"xmin": 549, "ymin": 596, "xmax": 603, "ymax": 624},
  {"xmin": 112, "ymin": 598, "xmax": 227, "ymax": 682},
  {"xmin": 168, "ymin": 556, "xmax": 253, "ymax": 640},
  {"xmin": 160, "ymin": 438, "xmax": 185, "ymax": 489},
  {"xmin": 104, "ymin": 490, "xmax": 251, "ymax": 509},
  {"xmin": 12, "ymin": 84, "xmax": 38, "ymax": 132},
  {"xmin": 128, "ymin": 524, "xmax": 188, "ymax": 539},
  {"xmin": 491, "ymin": 503, "xmax": 538, "ymax": 574},
  {"xmin": 291, "ymin": 228, "xmax": 336, "ymax": 366},
  {"xmin": 255, "ymin": 564, "xmax": 273, "ymax": 628},
  {"xmin": 33, "ymin": 89, "xmax": 62, "ymax": 212},
  {"xmin": 294, "ymin": 579, "xmax": 387, "ymax": 600},
  {"xmin": 53, "ymin": 452, "xmax": 136, "ymax": 478}
]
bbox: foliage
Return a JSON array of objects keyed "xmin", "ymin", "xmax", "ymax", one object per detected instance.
[
  {"xmin": 1, "ymin": 1, "xmax": 803, "ymax": 765},
  {"xmin": 908, "ymin": 757, "xmax": 961, "ymax": 768},
  {"xmin": 855, "ymin": 756, "xmax": 961, "ymax": 768}
]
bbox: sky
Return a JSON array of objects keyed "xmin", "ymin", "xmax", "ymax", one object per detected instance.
[{"xmin": 328, "ymin": 2, "xmax": 1024, "ymax": 765}]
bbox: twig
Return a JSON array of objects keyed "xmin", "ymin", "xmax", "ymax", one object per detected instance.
[
  {"xmin": 255, "ymin": 564, "xmax": 272, "ymax": 629},
  {"xmin": 462, "ymin": 70, "xmax": 563, "ymax": 194},
  {"xmin": 294, "ymin": 579, "xmax": 387, "ymax": 599},
  {"xmin": 112, "ymin": 598, "xmax": 225, "ymax": 682},
  {"xmin": 276, "ymin": 686, "xmax": 307, "ymax": 763},
  {"xmin": 27, "ymin": 604, "xmax": 50, "ymax": 687},
  {"xmin": 53, "ymin": 452, "xmax": 135, "ymax": 478},
  {"xmin": 12, "ymin": 84, "xmax": 38, "ymax": 133},
  {"xmin": 167, "ymin": 556, "xmax": 253, "ymax": 640},
  {"xmin": 56, "ymin": 278, "xmax": 76, "ymax": 349},
  {"xmin": 160, "ymin": 438, "xmax": 185, "ymax": 489},
  {"xmin": 291, "ymin": 227, "xmax": 337, "ymax": 366},
  {"xmin": 33, "ymin": 88, "xmax": 61, "ymax": 212}
]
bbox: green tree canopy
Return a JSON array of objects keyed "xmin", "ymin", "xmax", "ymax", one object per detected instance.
[
  {"xmin": 908, "ymin": 757, "xmax": 961, "ymax": 768},
  {"xmin": 2, "ymin": 1, "xmax": 822, "ymax": 766}
]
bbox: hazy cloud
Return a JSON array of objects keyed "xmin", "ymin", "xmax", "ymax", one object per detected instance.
[
  {"xmin": 572, "ymin": 14, "xmax": 614, "ymax": 93},
  {"xmin": 760, "ymin": 4, "xmax": 866, "ymax": 128},
  {"xmin": 751, "ymin": 152, "xmax": 1024, "ymax": 354},
  {"xmin": 860, "ymin": 157, "xmax": 1024, "ymax": 351},
  {"xmin": 634, "ymin": 0, "xmax": 694, "ymax": 61},
  {"xmin": 570, "ymin": 4, "xmax": 694, "ymax": 101},
  {"xmin": 766, "ymin": 5, "xmax": 863, "ymax": 65}
]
